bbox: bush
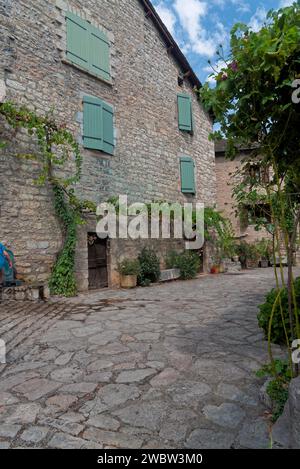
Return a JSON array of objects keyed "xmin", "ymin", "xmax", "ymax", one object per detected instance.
[
  {"xmin": 165, "ymin": 250, "xmax": 179, "ymax": 269},
  {"xmin": 177, "ymin": 251, "xmax": 200, "ymax": 279},
  {"xmin": 138, "ymin": 248, "xmax": 161, "ymax": 286},
  {"xmin": 118, "ymin": 258, "xmax": 140, "ymax": 276},
  {"xmin": 256, "ymin": 360, "xmax": 292, "ymax": 422},
  {"xmin": 257, "ymin": 277, "xmax": 300, "ymax": 345},
  {"xmin": 236, "ymin": 241, "xmax": 260, "ymax": 268},
  {"xmin": 166, "ymin": 250, "xmax": 200, "ymax": 280}
]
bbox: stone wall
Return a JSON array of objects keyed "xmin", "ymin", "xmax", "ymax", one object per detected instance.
[
  {"xmin": 0, "ymin": 0, "xmax": 215, "ymax": 288},
  {"xmin": 272, "ymin": 376, "xmax": 300, "ymax": 449},
  {"xmin": 215, "ymin": 154, "xmax": 271, "ymax": 243}
]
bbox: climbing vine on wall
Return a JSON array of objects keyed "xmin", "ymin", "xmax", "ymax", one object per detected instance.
[{"xmin": 0, "ymin": 101, "xmax": 95, "ymax": 297}]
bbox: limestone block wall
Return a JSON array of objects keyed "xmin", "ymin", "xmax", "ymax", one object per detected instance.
[
  {"xmin": 215, "ymin": 154, "xmax": 271, "ymax": 243},
  {"xmin": 0, "ymin": 0, "xmax": 216, "ymax": 286}
]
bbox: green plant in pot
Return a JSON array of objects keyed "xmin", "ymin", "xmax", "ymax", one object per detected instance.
[
  {"xmin": 246, "ymin": 243, "xmax": 260, "ymax": 269},
  {"xmin": 256, "ymin": 238, "xmax": 272, "ymax": 268},
  {"xmin": 138, "ymin": 248, "xmax": 161, "ymax": 286},
  {"xmin": 236, "ymin": 241, "xmax": 259, "ymax": 269},
  {"xmin": 118, "ymin": 258, "xmax": 140, "ymax": 289}
]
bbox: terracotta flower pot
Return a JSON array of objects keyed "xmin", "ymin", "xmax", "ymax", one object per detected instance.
[{"xmin": 120, "ymin": 274, "xmax": 137, "ymax": 289}]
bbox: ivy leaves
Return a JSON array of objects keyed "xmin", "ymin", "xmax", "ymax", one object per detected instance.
[{"xmin": 0, "ymin": 101, "xmax": 90, "ymax": 297}]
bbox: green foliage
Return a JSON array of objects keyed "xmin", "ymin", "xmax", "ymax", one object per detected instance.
[
  {"xmin": 177, "ymin": 251, "xmax": 201, "ymax": 280},
  {"xmin": 258, "ymin": 278, "xmax": 300, "ymax": 344},
  {"xmin": 118, "ymin": 258, "xmax": 141, "ymax": 276},
  {"xmin": 257, "ymin": 359, "xmax": 292, "ymax": 421},
  {"xmin": 200, "ymin": 3, "xmax": 300, "ymax": 176},
  {"xmin": 235, "ymin": 241, "xmax": 260, "ymax": 267},
  {"xmin": 165, "ymin": 250, "xmax": 180, "ymax": 270},
  {"xmin": 138, "ymin": 248, "xmax": 161, "ymax": 286},
  {"xmin": 48, "ymin": 185, "xmax": 77, "ymax": 297},
  {"xmin": 0, "ymin": 101, "xmax": 92, "ymax": 297},
  {"xmin": 203, "ymin": 207, "xmax": 236, "ymax": 259},
  {"xmin": 256, "ymin": 238, "xmax": 273, "ymax": 260},
  {"xmin": 166, "ymin": 250, "xmax": 200, "ymax": 280}
]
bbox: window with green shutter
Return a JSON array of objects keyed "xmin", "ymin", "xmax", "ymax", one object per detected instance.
[
  {"xmin": 180, "ymin": 156, "xmax": 196, "ymax": 194},
  {"xmin": 66, "ymin": 12, "xmax": 111, "ymax": 82},
  {"xmin": 83, "ymin": 96, "xmax": 114, "ymax": 155},
  {"xmin": 177, "ymin": 94, "xmax": 193, "ymax": 132}
]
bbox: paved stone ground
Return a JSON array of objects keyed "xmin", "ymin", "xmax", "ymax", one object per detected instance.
[{"xmin": 0, "ymin": 268, "xmax": 292, "ymax": 449}]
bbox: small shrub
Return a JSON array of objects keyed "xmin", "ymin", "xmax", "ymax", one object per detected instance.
[
  {"xmin": 138, "ymin": 248, "xmax": 161, "ymax": 286},
  {"xmin": 236, "ymin": 241, "xmax": 259, "ymax": 268},
  {"xmin": 118, "ymin": 258, "xmax": 140, "ymax": 276},
  {"xmin": 257, "ymin": 277, "xmax": 300, "ymax": 345},
  {"xmin": 165, "ymin": 250, "xmax": 179, "ymax": 269},
  {"xmin": 257, "ymin": 360, "xmax": 292, "ymax": 422},
  {"xmin": 177, "ymin": 251, "xmax": 200, "ymax": 279}
]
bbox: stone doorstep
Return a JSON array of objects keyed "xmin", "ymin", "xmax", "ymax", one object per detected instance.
[{"xmin": 0, "ymin": 284, "xmax": 50, "ymax": 302}]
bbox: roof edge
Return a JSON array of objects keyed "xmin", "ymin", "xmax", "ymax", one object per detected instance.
[{"xmin": 138, "ymin": 0, "xmax": 202, "ymax": 90}]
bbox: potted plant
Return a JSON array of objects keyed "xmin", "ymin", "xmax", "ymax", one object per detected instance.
[
  {"xmin": 118, "ymin": 259, "xmax": 140, "ymax": 288},
  {"xmin": 236, "ymin": 241, "xmax": 249, "ymax": 269},
  {"xmin": 256, "ymin": 239, "xmax": 272, "ymax": 268},
  {"xmin": 210, "ymin": 254, "xmax": 222, "ymax": 274},
  {"xmin": 245, "ymin": 244, "xmax": 260, "ymax": 269}
]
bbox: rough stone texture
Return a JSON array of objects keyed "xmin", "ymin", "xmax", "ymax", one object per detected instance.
[
  {"xmin": 215, "ymin": 152, "xmax": 271, "ymax": 244},
  {"xmin": 0, "ymin": 269, "xmax": 293, "ymax": 448},
  {"xmin": 272, "ymin": 376, "xmax": 300, "ymax": 449},
  {"xmin": 203, "ymin": 403, "xmax": 246, "ymax": 429},
  {"xmin": 0, "ymin": 0, "xmax": 215, "ymax": 290},
  {"xmin": 20, "ymin": 426, "xmax": 48, "ymax": 443}
]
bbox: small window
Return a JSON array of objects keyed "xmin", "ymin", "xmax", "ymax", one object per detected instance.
[
  {"xmin": 66, "ymin": 12, "xmax": 111, "ymax": 82},
  {"xmin": 180, "ymin": 156, "xmax": 196, "ymax": 194},
  {"xmin": 83, "ymin": 96, "xmax": 114, "ymax": 155},
  {"xmin": 177, "ymin": 94, "xmax": 193, "ymax": 132}
]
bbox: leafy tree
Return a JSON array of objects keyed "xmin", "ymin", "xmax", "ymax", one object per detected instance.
[{"xmin": 200, "ymin": 2, "xmax": 300, "ymax": 376}]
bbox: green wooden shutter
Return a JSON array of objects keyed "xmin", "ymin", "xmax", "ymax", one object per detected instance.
[
  {"xmin": 83, "ymin": 96, "xmax": 103, "ymax": 151},
  {"xmin": 178, "ymin": 94, "xmax": 193, "ymax": 132},
  {"xmin": 180, "ymin": 157, "xmax": 196, "ymax": 194},
  {"xmin": 83, "ymin": 96, "xmax": 114, "ymax": 154},
  {"xmin": 89, "ymin": 24, "xmax": 111, "ymax": 81},
  {"xmin": 102, "ymin": 102, "xmax": 114, "ymax": 155},
  {"xmin": 66, "ymin": 12, "xmax": 89, "ymax": 70}
]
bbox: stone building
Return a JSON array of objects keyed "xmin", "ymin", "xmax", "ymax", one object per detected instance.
[
  {"xmin": 0, "ymin": 0, "xmax": 216, "ymax": 290},
  {"xmin": 215, "ymin": 140, "xmax": 271, "ymax": 243}
]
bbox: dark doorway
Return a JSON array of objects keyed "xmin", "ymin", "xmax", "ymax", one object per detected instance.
[{"xmin": 88, "ymin": 233, "xmax": 108, "ymax": 289}]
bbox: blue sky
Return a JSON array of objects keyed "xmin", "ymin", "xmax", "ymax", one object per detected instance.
[{"xmin": 151, "ymin": 0, "xmax": 295, "ymax": 83}]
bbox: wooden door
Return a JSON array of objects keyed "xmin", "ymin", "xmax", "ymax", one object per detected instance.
[{"xmin": 88, "ymin": 234, "xmax": 108, "ymax": 289}]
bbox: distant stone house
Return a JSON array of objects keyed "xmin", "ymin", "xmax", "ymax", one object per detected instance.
[
  {"xmin": 215, "ymin": 140, "xmax": 271, "ymax": 243},
  {"xmin": 0, "ymin": 0, "xmax": 216, "ymax": 290}
]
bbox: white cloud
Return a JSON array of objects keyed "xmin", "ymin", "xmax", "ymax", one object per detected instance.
[
  {"xmin": 279, "ymin": 0, "xmax": 295, "ymax": 7},
  {"xmin": 211, "ymin": 0, "xmax": 250, "ymax": 13},
  {"xmin": 174, "ymin": 0, "xmax": 208, "ymax": 42},
  {"xmin": 155, "ymin": 3, "xmax": 177, "ymax": 36},
  {"xmin": 173, "ymin": 0, "xmax": 228, "ymax": 57},
  {"xmin": 248, "ymin": 6, "xmax": 267, "ymax": 32}
]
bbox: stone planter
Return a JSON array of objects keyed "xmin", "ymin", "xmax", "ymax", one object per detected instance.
[{"xmin": 120, "ymin": 274, "xmax": 137, "ymax": 289}]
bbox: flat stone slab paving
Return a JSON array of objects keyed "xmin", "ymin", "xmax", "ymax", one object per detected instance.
[{"xmin": 0, "ymin": 268, "xmax": 292, "ymax": 449}]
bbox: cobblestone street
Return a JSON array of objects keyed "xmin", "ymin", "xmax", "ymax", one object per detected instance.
[{"xmin": 0, "ymin": 269, "xmax": 289, "ymax": 449}]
